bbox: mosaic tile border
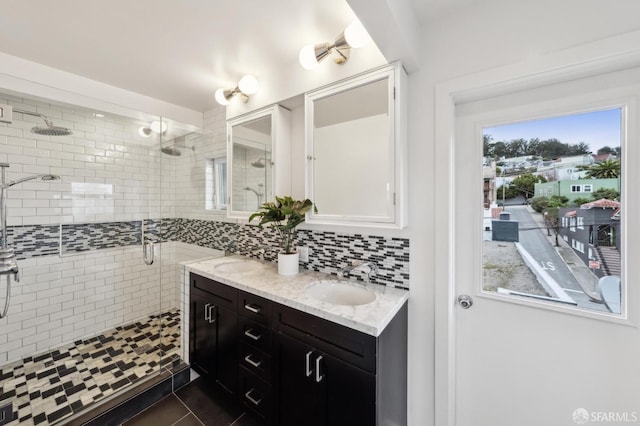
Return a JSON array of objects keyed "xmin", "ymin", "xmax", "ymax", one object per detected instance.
[
  {"xmin": 3, "ymin": 225, "xmax": 60, "ymax": 260},
  {"xmin": 61, "ymin": 221, "xmax": 141, "ymax": 254},
  {"xmin": 0, "ymin": 310, "xmax": 181, "ymax": 425},
  {"xmin": 7, "ymin": 218, "xmax": 410, "ymax": 288}
]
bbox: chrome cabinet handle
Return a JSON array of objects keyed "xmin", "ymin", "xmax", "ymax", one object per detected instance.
[
  {"xmin": 305, "ymin": 351, "xmax": 313, "ymax": 377},
  {"xmin": 244, "ymin": 353, "xmax": 262, "ymax": 368},
  {"xmin": 245, "ymin": 389, "xmax": 263, "ymax": 406},
  {"xmin": 244, "ymin": 303, "xmax": 261, "ymax": 314},
  {"xmin": 204, "ymin": 304, "xmax": 216, "ymax": 323},
  {"xmin": 244, "ymin": 328, "xmax": 262, "ymax": 341},
  {"xmin": 315, "ymin": 355, "xmax": 324, "ymax": 383},
  {"xmin": 208, "ymin": 305, "xmax": 216, "ymax": 323}
]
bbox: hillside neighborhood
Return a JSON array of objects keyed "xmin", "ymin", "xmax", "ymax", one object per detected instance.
[{"xmin": 483, "ymin": 141, "xmax": 622, "ymax": 314}]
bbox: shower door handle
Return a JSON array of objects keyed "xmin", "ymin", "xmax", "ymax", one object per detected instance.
[{"xmin": 143, "ymin": 241, "xmax": 154, "ymax": 265}]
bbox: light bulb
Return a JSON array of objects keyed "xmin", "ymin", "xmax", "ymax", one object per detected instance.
[
  {"xmin": 299, "ymin": 45, "xmax": 319, "ymax": 70},
  {"xmin": 215, "ymin": 88, "xmax": 230, "ymax": 106},
  {"xmin": 150, "ymin": 120, "xmax": 167, "ymax": 134},
  {"xmin": 344, "ymin": 20, "xmax": 369, "ymax": 49},
  {"xmin": 238, "ymin": 75, "xmax": 259, "ymax": 95}
]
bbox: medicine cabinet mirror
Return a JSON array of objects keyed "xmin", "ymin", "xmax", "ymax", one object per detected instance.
[
  {"xmin": 305, "ymin": 63, "xmax": 407, "ymax": 228},
  {"xmin": 227, "ymin": 105, "xmax": 290, "ymax": 219}
]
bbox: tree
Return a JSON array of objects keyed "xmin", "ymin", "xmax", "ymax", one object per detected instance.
[
  {"xmin": 530, "ymin": 196, "xmax": 548, "ymax": 213},
  {"xmin": 597, "ymin": 146, "xmax": 615, "ymax": 155},
  {"xmin": 483, "ymin": 134, "xmax": 493, "ymax": 157},
  {"xmin": 570, "ymin": 197, "xmax": 592, "ymax": 207},
  {"xmin": 509, "ymin": 173, "xmax": 547, "ymax": 200},
  {"xmin": 544, "ymin": 196, "xmax": 568, "ymax": 247},
  {"xmin": 580, "ymin": 159, "xmax": 620, "ymax": 179},
  {"xmin": 591, "ymin": 188, "xmax": 620, "ymax": 200},
  {"xmin": 496, "ymin": 184, "xmax": 518, "ymax": 201}
]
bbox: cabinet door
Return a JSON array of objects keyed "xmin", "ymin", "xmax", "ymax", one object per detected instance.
[
  {"xmin": 190, "ymin": 288, "xmax": 238, "ymax": 395},
  {"xmin": 216, "ymin": 302, "xmax": 238, "ymax": 395},
  {"xmin": 190, "ymin": 288, "xmax": 216, "ymax": 376},
  {"xmin": 273, "ymin": 332, "xmax": 323, "ymax": 426},
  {"xmin": 322, "ymin": 352, "xmax": 375, "ymax": 426}
]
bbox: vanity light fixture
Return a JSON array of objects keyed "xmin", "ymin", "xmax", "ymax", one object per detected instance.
[
  {"xmin": 298, "ymin": 20, "xmax": 370, "ymax": 70},
  {"xmin": 214, "ymin": 75, "xmax": 259, "ymax": 106}
]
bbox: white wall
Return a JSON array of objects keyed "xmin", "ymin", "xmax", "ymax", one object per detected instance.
[{"xmin": 347, "ymin": 1, "xmax": 640, "ymax": 425}]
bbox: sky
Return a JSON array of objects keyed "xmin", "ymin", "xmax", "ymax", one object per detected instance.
[{"xmin": 483, "ymin": 108, "xmax": 621, "ymax": 153}]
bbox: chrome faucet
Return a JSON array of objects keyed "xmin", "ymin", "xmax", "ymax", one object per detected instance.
[{"xmin": 338, "ymin": 260, "xmax": 378, "ymax": 283}]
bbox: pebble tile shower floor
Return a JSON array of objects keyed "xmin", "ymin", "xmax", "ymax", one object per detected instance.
[{"xmin": 0, "ymin": 309, "xmax": 182, "ymax": 425}]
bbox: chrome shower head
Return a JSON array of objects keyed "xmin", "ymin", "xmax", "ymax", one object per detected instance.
[
  {"xmin": 161, "ymin": 146, "xmax": 182, "ymax": 156},
  {"xmin": 13, "ymin": 108, "xmax": 73, "ymax": 136},
  {"xmin": 31, "ymin": 126, "xmax": 73, "ymax": 136},
  {"xmin": 251, "ymin": 158, "xmax": 266, "ymax": 168}
]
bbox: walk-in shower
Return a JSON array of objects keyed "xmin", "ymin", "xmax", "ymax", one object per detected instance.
[{"xmin": 0, "ymin": 164, "xmax": 60, "ymax": 318}]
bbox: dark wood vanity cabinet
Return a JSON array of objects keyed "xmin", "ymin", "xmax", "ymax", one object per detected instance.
[
  {"xmin": 189, "ymin": 273, "xmax": 408, "ymax": 426},
  {"xmin": 189, "ymin": 274, "xmax": 238, "ymax": 396}
]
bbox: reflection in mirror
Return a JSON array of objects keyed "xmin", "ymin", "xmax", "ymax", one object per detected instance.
[
  {"xmin": 309, "ymin": 77, "xmax": 394, "ymax": 222},
  {"xmin": 230, "ymin": 115, "xmax": 272, "ymax": 213},
  {"xmin": 482, "ymin": 108, "xmax": 622, "ymax": 315}
]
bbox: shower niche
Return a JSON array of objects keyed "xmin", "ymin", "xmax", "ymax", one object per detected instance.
[{"xmin": 227, "ymin": 105, "xmax": 291, "ymax": 218}]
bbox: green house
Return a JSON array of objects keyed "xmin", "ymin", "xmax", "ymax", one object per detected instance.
[{"xmin": 534, "ymin": 178, "xmax": 620, "ymax": 202}]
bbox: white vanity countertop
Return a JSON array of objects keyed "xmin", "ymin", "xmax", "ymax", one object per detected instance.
[{"xmin": 183, "ymin": 256, "xmax": 409, "ymax": 337}]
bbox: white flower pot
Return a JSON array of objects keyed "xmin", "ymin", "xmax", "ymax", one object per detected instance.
[{"xmin": 278, "ymin": 252, "xmax": 299, "ymax": 276}]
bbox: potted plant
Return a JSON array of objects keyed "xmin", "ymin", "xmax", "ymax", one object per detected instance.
[{"xmin": 249, "ymin": 196, "xmax": 316, "ymax": 276}]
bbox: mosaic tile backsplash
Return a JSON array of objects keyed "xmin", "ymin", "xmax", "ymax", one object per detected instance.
[{"xmin": 6, "ymin": 219, "xmax": 410, "ymax": 288}]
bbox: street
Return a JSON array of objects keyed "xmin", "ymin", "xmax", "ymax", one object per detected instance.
[{"xmin": 503, "ymin": 206, "xmax": 607, "ymax": 311}]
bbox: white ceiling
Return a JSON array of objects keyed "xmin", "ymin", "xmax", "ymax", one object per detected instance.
[{"xmin": 0, "ymin": 0, "xmax": 474, "ymax": 113}]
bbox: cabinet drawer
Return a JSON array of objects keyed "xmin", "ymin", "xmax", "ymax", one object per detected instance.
[
  {"xmin": 239, "ymin": 316, "xmax": 271, "ymax": 353},
  {"xmin": 191, "ymin": 273, "xmax": 237, "ymax": 309},
  {"xmin": 239, "ymin": 342, "xmax": 271, "ymax": 382},
  {"xmin": 238, "ymin": 291, "xmax": 272, "ymax": 324},
  {"xmin": 273, "ymin": 304, "xmax": 376, "ymax": 373},
  {"xmin": 239, "ymin": 367, "xmax": 272, "ymax": 422}
]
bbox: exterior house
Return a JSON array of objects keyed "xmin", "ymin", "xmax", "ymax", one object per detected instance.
[
  {"xmin": 534, "ymin": 177, "xmax": 620, "ymax": 202},
  {"xmin": 483, "ymin": 158, "xmax": 497, "ymax": 208},
  {"xmin": 558, "ymin": 199, "xmax": 621, "ymax": 278},
  {"xmin": 536, "ymin": 155, "xmax": 593, "ymax": 181}
]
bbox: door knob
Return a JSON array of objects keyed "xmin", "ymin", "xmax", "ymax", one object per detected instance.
[{"xmin": 458, "ymin": 295, "xmax": 473, "ymax": 309}]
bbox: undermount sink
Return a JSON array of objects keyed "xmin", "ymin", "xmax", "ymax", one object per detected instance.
[
  {"xmin": 214, "ymin": 259, "xmax": 265, "ymax": 274},
  {"xmin": 305, "ymin": 280, "xmax": 376, "ymax": 306}
]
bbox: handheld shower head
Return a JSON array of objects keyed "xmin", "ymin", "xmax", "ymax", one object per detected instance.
[{"xmin": 6, "ymin": 174, "xmax": 60, "ymax": 188}]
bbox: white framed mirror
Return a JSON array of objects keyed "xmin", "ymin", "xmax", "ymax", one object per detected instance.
[
  {"xmin": 305, "ymin": 63, "xmax": 407, "ymax": 228},
  {"xmin": 227, "ymin": 105, "xmax": 290, "ymax": 219}
]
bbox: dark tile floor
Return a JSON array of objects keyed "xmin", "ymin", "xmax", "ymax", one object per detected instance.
[{"xmin": 122, "ymin": 377, "xmax": 263, "ymax": 426}]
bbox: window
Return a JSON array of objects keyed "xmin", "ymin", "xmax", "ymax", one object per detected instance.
[
  {"xmin": 205, "ymin": 156, "xmax": 227, "ymax": 210},
  {"xmin": 481, "ymin": 106, "xmax": 623, "ymax": 315}
]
